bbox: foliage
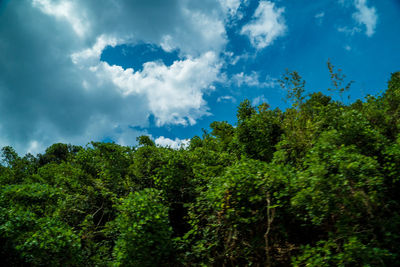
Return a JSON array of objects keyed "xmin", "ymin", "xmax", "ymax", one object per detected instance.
[
  {"xmin": 111, "ymin": 189, "xmax": 174, "ymax": 267},
  {"xmin": 0, "ymin": 69, "xmax": 400, "ymax": 266}
]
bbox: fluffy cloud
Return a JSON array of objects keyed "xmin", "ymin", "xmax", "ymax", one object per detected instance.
[
  {"xmin": 0, "ymin": 0, "xmax": 233, "ymax": 154},
  {"xmin": 232, "ymin": 72, "xmax": 278, "ymax": 88},
  {"xmin": 154, "ymin": 136, "xmax": 190, "ymax": 149},
  {"xmin": 219, "ymin": 0, "xmax": 242, "ymax": 17},
  {"xmin": 96, "ymin": 52, "xmax": 222, "ymax": 126},
  {"xmin": 32, "ymin": 0, "xmax": 89, "ymax": 37},
  {"xmin": 240, "ymin": 0, "xmax": 287, "ymax": 49},
  {"xmin": 352, "ymin": 0, "xmax": 377, "ymax": 37},
  {"xmin": 337, "ymin": 0, "xmax": 378, "ymax": 37},
  {"xmin": 233, "ymin": 72, "xmax": 262, "ymax": 87}
]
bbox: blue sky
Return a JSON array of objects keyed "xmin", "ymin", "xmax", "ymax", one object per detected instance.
[{"xmin": 0, "ymin": 0, "xmax": 399, "ymax": 154}]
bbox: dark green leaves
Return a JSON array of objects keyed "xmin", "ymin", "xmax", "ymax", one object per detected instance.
[{"xmin": 0, "ymin": 70, "xmax": 400, "ymax": 266}]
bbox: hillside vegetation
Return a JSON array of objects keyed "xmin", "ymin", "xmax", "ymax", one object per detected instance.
[{"xmin": 1, "ymin": 70, "xmax": 400, "ymax": 266}]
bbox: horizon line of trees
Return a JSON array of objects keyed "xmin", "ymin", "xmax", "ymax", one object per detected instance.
[{"xmin": 1, "ymin": 67, "xmax": 400, "ymax": 266}]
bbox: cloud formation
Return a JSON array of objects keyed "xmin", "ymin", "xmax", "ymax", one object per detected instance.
[
  {"xmin": 337, "ymin": 0, "xmax": 378, "ymax": 37},
  {"xmin": 219, "ymin": 0, "xmax": 242, "ymax": 17},
  {"xmin": 0, "ymin": 0, "xmax": 233, "ymax": 154},
  {"xmin": 98, "ymin": 52, "xmax": 222, "ymax": 126},
  {"xmin": 1, "ymin": 0, "xmax": 387, "ymax": 156},
  {"xmin": 352, "ymin": 0, "xmax": 377, "ymax": 37},
  {"xmin": 240, "ymin": 0, "xmax": 286, "ymax": 49},
  {"xmin": 252, "ymin": 95, "xmax": 269, "ymax": 106},
  {"xmin": 217, "ymin": 95, "xmax": 236, "ymax": 103},
  {"xmin": 232, "ymin": 72, "xmax": 278, "ymax": 88},
  {"xmin": 154, "ymin": 136, "xmax": 190, "ymax": 149}
]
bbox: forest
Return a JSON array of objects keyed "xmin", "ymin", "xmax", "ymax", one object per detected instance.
[{"xmin": 1, "ymin": 69, "xmax": 400, "ymax": 266}]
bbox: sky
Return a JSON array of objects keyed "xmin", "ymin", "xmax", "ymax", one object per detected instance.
[{"xmin": 0, "ymin": 0, "xmax": 399, "ymax": 155}]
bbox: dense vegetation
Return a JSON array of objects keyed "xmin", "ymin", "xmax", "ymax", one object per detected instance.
[{"xmin": 1, "ymin": 69, "xmax": 400, "ymax": 266}]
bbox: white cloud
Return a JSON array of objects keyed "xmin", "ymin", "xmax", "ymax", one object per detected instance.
[
  {"xmin": 252, "ymin": 95, "xmax": 269, "ymax": 106},
  {"xmin": 223, "ymin": 51, "xmax": 250, "ymax": 65},
  {"xmin": 352, "ymin": 0, "xmax": 377, "ymax": 37},
  {"xmin": 240, "ymin": 1, "xmax": 286, "ymax": 49},
  {"xmin": 71, "ymin": 35, "xmax": 119, "ymax": 66},
  {"xmin": 263, "ymin": 75, "xmax": 279, "ymax": 88},
  {"xmin": 159, "ymin": 7, "xmax": 227, "ymax": 56},
  {"xmin": 233, "ymin": 72, "xmax": 260, "ymax": 87},
  {"xmin": 26, "ymin": 140, "xmax": 43, "ymax": 156},
  {"xmin": 0, "ymin": 0, "xmax": 234, "ymax": 154},
  {"xmin": 155, "ymin": 136, "xmax": 190, "ymax": 149},
  {"xmin": 337, "ymin": 0, "xmax": 377, "ymax": 37},
  {"xmin": 337, "ymin": 26, "xmax": 362, "ymax": 35},
  {"xmin": 32, "ymin": 0, "xmax": 89, "ymax": 37},
  {"xmin": 219, "ymin": 0, "xmax": 241, "ymax": 17},
  {"xmin": 94, "ymin": 51, "xmax": 222, "ymax": 126},
  {"xmin": 315, "ymin": 12, "xmax": 325, "ymax": 19},
  {"xmin": 115, "ymin": 129, "xmax": 148, "ymax": 147},
  {"xmin": 232, "ymin": 72, "xmax": 278, "ymax": 88},
  {"xmin": 217, "ymin": 95, "xmax": 236, "ymax": 103},
  {"xmin": 315, "ymin": 12, "xmax": 325, "ymax": 25}
]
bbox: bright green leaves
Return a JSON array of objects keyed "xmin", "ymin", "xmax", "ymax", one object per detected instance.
[
  {"xmin": 136, "ymin": 135, "xmax": 156, "ymax": 147},
  {"xmin": 386, "ymin": 72, "xmax": 400, "ymax": 112},
  {"xmin": 186, "ymin": 159, "xmax": 294, "ymax": 265},
  {"xmin": 75, "ymin": 142, "xmax": 134, "ymax": 195},
  {"xmin": 383, "ymin": 135, "xmax": 400, "ymax": 183},
  {"xmin": 111, "ymin": 189, "xmax": 173, "ymax": 267},
  {"xmin": 292, "ymin": 131, "xmax": 384, "ymax": 226},
  {"xmin": 0, "ymin": 185, "xmax": 83, "ymax": 266},
  {"xmin": 0, "ymin": 69, "xmax": 400, "ymax": 266},
  {"xmin": 187, "ymin": 159, "xmax": 268, "ymax": 264},
  {"xmin": 0, "ymin": 146, "xmax": 37, "ymax": 185},
  {"xmin": 38, "ymin": 143, "xmax": 74, "ymax": 166},
  {"xmin": 0, "ymin": 183, "xmax": 63, "ymax": 216},
  {"xmin": 237, "ymin": 99, "xmax": 256, "ymax": 123},
  {"xmin": 289, "ymin": 130, "xmax": 391, "ymax": 265},
  {"xmin": 383, "ymin": 72, "xmax": 400, "ymax": 137},
  {"xmin": 210, "ymin": 121, "xmax": 235, "ymax": 152},
  {"xmin": 293, "ymin": 236, "xmax": 392, "ymax": 267},
  {"xmin": 17, "ymin": 217, "xmax": 82, "ymax": 266}
]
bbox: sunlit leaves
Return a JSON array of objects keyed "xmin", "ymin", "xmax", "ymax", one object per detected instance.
[
  {"xmin": 111, "ymin": 189, "xmax": 173, "ymax": 266},
  {"xmin": 0, "ymin": 70, "xmax": 400, "ymax": 266}
]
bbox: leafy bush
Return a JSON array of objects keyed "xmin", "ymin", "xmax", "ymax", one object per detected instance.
[{"xmin": 111, "ymin": 189, "xmax": 174, "ymax": 266}]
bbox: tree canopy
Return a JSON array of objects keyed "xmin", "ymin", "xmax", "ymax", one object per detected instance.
[{"xmin": 1, "ymin": 70, "xmax": 400, "ymax": 266}]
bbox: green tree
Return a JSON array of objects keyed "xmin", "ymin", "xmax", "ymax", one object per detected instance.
[
  {"xmin": 111, "ymin": 189, "xmax": 174, "ymax": 266},
  {"xmin": 235, "ymin": 102, "xmax": 282, "ymax": 162}
]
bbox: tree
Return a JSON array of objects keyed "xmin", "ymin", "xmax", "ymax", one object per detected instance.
[
  {"xmin": 111, "ymin": 189, "xmax": 174, "ymax": 266},
  {"xmin": 327, "ymin": 59, "xmax": 353, "ymax": 101},
  {"xmin": 279, "ymin": 70, "xmax": 306, "ymax": 108},
  {"xmin": 137, "ymin": 135, "xmax": 155, "ymax": 147},
  {"xmin": 235, "ymin": 102, "xmax": 282, "ymax": 162}
]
